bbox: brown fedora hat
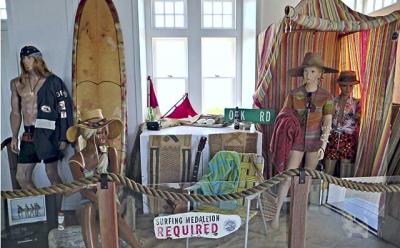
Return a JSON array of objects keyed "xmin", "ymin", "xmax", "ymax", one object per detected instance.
[
  {"xmin": 66, "ymin": 109, "xmax": 123, "ymax": 142},
  {"xmin": 336, "ymin": 70, "xmax": 360, "ymax": 86},
  {"xmin": 288, "ymin": 52, "xmax": 338, "ymax": 77}
]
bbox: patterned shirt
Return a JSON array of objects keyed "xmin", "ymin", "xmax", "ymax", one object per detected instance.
[
  {"xmin": 283, "ymin": 85, "xmax": 334, "ymax": 152},
  {"xmin": 332, "ymin": 96, "xmax": 361, "ymax": 135}
]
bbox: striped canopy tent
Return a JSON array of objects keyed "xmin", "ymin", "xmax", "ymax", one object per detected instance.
[{"xmin": 254, "ymin": 0, "xmax": 400, "ymax": 177}]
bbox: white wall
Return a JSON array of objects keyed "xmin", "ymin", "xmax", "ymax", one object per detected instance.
[
  {"xmin": 1, "ymin": 0, "xmax": 142, "ymax": 199},
  {"xmin": 242, "ymin": 0, "xmax": 257, "ymax": 108},
  {"xmin": 1, "ymin": 20, "xmax": 14, "ymax": 191}
]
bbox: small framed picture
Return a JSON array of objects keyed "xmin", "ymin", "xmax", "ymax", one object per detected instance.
[{"xmin": 7, "ymin": 195, "xmax": 47, "ymax": 226}]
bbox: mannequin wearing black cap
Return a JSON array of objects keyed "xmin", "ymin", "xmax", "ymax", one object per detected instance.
[{"xmin": 10, "ymin": 45, "xmax": 73, "ymax": 190}]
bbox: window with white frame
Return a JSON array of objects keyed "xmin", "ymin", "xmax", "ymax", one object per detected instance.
[
  {"xmin": 202, "ymin": 0, "xmax": 236, "ymax": 29},
  {"xmin": 383, "ymin": 0, "xmax": 398, "ymax": 7},
  {"xmin": 144, "ymin": 0, "xmax": 243, "ymax": 116},
  {"xmin": 0, "ymin": 0, "xmax": 7, "ymax": 20},
  {"xmin": 367, "ymin": 0, "xmax": 398, "ymax": 12},
  {"xmin": 341, "ymin": 0, "xmax": 356, "ymax": 9},
  {"xmin": 363, "ymin": 0, "xmax": 400, "ymax": 14},
  {"xmin": 152, "ymin": 0, "xmax": 186, "ymax": 28},
  {"xmin": 341, "ymin": 0, "xmax": 399, "ymax": 13},
  {"xmin": 152, "ymin": 38, "xmax": 188, "ymax": 114},
  {"xmin": 202, "ymin": 37, "xmax": 236, "ymax": 114}
]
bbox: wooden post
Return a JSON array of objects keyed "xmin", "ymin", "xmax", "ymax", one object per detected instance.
[
  {"xmin": 289, "ymin": 176, "xmax": 311, "ymax": 248},
  {"xmin": 97, "ymin": 181, "xmax": 119, "ymax": 248}
]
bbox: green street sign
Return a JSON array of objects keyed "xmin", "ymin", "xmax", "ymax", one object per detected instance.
[{"xmin": 224, "ymin": 108, "xmax": 276, "ymax": 124}]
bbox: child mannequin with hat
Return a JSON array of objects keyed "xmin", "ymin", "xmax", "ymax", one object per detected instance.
[
  {"xmin": 324, "ymin": 71, "xmax": 361, "ymax": 178},
  {"xmin": 271, "ymin": 52, "xmax": 337, "ymax": 228},
  {"xmin": 67, "ymin": 109, "xmax": 140, "ymax": 248}
]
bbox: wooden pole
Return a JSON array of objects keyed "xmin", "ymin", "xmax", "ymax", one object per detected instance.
[
  {"xmin": 98, "ymin": 181, "xmax": 119, "ymax": 248},
  {"xmin": 289, "ymin": 175, "xmax": 311, "ymax": 248}
]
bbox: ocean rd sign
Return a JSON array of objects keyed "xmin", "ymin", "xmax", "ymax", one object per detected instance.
[
  {"xmin": 154, "ymin": 212, "xmax": 241, "ymax": 239},
  {"xmin": 224, "ymin": 108, "xmax": 275, "ymax": 124}
]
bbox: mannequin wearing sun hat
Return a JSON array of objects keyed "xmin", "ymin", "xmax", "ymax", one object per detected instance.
[
  {"xmin": 324, "ymin": 71, "xmax": 361, "ymax": 178},
  {"xmin": 67, "ymin": 109, "xmax": 140, "ymax": 248},
  {"xmin": 270, "ymin": 52, "xmax": 337, "ymax": 229}
]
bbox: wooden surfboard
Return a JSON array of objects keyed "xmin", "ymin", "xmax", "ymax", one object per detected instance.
[{"xmin": 72, "ymin": 0, "xmax": 127, "ymax": 172}]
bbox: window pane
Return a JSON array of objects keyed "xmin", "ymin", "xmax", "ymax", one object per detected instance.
[
  {"xmin": 223, "ymin": 1, "xmax": 233, "ymax": 14},
  {"xmin": 154, "ymin": 1, "xmax": 164, "ymax": 14},
  {"xmin": 165, "ymin": 1, "xmax": 174, "ymax": 14},
  {"xmin": 365, "ymin": 0, "xmax": 374, "ymax": 13},
  {"xmin": 0, "ymin": 0, "xmax": 6, "ymax": 20},
  {"xmin": 355, "ymin": 1, "xmax": 363, "ymax": 12},
  {"xmin": 202, "ymin": 38, "xmax": 236, "ymax": 78},
  {"xmin": 156, "ymin": 78, "xmax": 186, "ymax": 114},
  {"xmin": 175, "ymin": 15, "xmax": 184, "ymax": 27},
  {"xmin": 153, "ymin": 38, "xmax": 188, "ymax": 77},
  {"xmin": 213, "ymin": 1, "xmax": 223, "ymax": 14},
  {"xmin": 203, "ymin": 14, "xmax": 213, "ymax": 28},
  {"xmin": 213, "ymin": 15, "xmax": 223, "ymax": 28},
  {"xmin": 155, "ymin": 15, "xmax": 164, "ymax": 27},
  {"xmin": 203, "ymin": 0, "xmax": 213, "ymax": 14},
  {"xmin": 223, "ymin": 15, "xmax": 232, "ymax": 28},
  {"xmin": 0, "ymin": 9, "xmax": 6, "ymax": 19},
  {"xmin": 175, "ymin": 1, "xmax": 184, "ymax": 14},
  {"xmin": 165, "ymin": 15, "xmax": 174, "ymax": 27},
  {"xmin": 384, "ymin": 0, "xmax": 394, "ymax": 7},
  {"xmin": 341, "ymin": 0, "xmax": 355, "ymax": 9},
  {"xmin": 203, "ymin": 78, "xmax": 234, "ymax": 114},
  {"xmin": 375, "ymin": 0, "xmax": 383, "ymax": 10}
]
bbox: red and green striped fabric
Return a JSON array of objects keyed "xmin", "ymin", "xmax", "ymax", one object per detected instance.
[{"xmin": 254, "ymin": 0, "xmax": 400, "ymax": 177}]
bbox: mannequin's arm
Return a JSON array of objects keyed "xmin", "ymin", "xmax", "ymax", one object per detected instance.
[
  {"xmin": 108, "ymin": 146, "xmax": 120, "ymax": 175},
  {"xmin": 318, "ymin": 114, "xmax": 332, "ymax": 160},
  {"xmin": 10, "ymin": 79, "xmax": 21, "ymax": 153}
]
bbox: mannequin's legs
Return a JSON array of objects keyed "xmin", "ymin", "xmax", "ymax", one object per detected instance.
[
  {"xmin": 45, "ymin": 161, "xmax": 62, "ymax": 185},
  {"xmin": 45, "ymin": 161, "xmax": 63, "ymax": 211},
  {"xmin": 324, "ymin": 159, "xmax": 337, "ymax": 176},
  {"xmin": 304, "ymin": 151, "xmax": 319, "ymax": 170},
  {"xmin": 81, "ymin": 203, "xmax": 99, "ymax": 248},
  {"xmin": 16, "ymin": 163, "xmax": 35, "ymax": 189},
  {"xmin": 340, "ymin": 159, "xmax": 353, "ymax": 178},
  {"xmin": 271, "ymin": 150, "xmax": 303, "ymax": 229}
]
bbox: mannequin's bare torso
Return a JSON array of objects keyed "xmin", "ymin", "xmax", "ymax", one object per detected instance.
[{"xmin": 11, "ymin": 75, "xmax": 46, "ymax": 126}]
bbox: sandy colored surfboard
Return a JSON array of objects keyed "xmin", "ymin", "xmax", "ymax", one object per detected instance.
[{"xmin": 72, "ymin": 0, "xmax": 127, "ymax": 172}]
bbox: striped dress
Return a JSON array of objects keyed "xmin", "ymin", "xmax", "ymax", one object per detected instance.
[{"xmin": 283, "ymin": 85, "xmax": 334, "ymax": 152}]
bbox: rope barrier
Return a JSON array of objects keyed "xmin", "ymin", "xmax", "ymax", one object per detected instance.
[{"xmin": 2, "ymin": 168, "xmax": 400, "ymax": 203}]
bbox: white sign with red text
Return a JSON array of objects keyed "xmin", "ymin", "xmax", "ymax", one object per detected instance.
[{"xmin": 154, "ymin": 212, "xmax": 241, "ymax": 239}]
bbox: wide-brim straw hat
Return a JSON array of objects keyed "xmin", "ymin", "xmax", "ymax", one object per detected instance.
[
  {"xmin": 288, "ymin": 52, "xmax": 338, "ymax": 77},
  {"xmin": 336, "ymin": 70, "xmax": 360, "ymax": 86},
  {"xmin": 66, "ymin": 109, "xmax": 123, "ymax": 142}
]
